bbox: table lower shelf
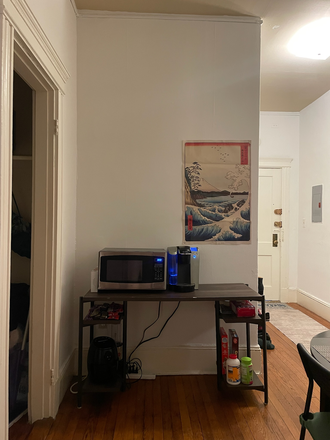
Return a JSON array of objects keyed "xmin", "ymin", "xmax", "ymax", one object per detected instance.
[{"xmin": 221, "ymin": 371, "xmax": 265, "ymax": 391}]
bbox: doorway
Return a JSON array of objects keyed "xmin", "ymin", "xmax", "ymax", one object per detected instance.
[
  {"xmin": 258, "ymin": 159, "xmax": 292, "ymax": 302},
  {"xmin": 11, "ymin": 41, "xmax": 61, "ymax": 424},
  {"xmin": 9, "ymin": 72, "xmax": 33, "ymax": 424},
  {"xmin": 1, "ymin": 14, "xmax": 64, "ymax": 438},
  {"xmin": 258, "ymin": 168, "xmax": 282, "ymax": 300}
]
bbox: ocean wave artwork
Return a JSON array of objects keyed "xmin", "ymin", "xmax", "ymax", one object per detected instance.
[{"xmin": 184, "ymin": 141, "xmax": 251, "ymax": 243}]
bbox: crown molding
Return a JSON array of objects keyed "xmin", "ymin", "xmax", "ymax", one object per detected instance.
[
  {"xmin": 4, "ymin": 0, "xmax": 70, "ymax": 83},
  {"xmin": 69, "ymin": 0, "xmax": 79, "ymax": 17},
  {"xmin": 260, "ymin": 111, "xmax": 300, "ymax": 117},
  {"xmin": 77, "ymin": 9, "xmax": 262, "ymax": 24}
]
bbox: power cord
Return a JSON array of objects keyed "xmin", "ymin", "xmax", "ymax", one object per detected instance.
[
  {"xmin": 135, "ymin": 301, "xmax": 181, "ymax": 348},
  {"xmin": 126, "ymin": 301, "xmax": 181, "ymax": 385},
  {"xmin": 128, "ymin": 302, "xmax": 162, "ymax": 363},
  {"xmin": 70, "ymin": 375, "xmax": 87, "ymax": 394}
]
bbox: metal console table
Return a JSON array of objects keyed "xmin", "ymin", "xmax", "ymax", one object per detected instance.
[{"xmin": 77, "ymin": 283, "xmax": 268, "ymax": 407}]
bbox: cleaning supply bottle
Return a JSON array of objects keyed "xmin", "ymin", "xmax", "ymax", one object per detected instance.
[
  {"xmin": 241, "ymin": 356, "xmax": 253, "ymax": 384},
  {"xmin": 226, "ymin": 354, "xmax": 241, "ymax": 385}
]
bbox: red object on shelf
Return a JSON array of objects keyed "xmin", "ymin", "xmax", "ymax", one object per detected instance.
[
  {"xmin": 229, "ymin": 329, "xmax": 239, "ymax": 356},
  {"xmin": 220, "ymin": 327, "xmax": 228, "ymax": 375},
  {"xmin": 230, "ymin": 300, "xmax": 255, "ymax": 317}
]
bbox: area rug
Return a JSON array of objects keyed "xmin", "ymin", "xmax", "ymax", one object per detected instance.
[{"xmin": 265, "ymin": 303, "xmax": 329, "ymax": 350}]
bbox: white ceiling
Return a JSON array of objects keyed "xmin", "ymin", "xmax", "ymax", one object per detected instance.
[{"xmin": 75, "ymin": 0, "xmax": 330, "ymax": 112}]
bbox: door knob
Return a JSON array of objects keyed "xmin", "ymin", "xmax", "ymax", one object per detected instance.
[{"xmin": 273, "ymin": 234, "xmax": 278, "ymax": 247}]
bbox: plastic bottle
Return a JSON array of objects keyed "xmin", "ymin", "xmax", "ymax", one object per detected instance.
[
  {"xmin": 226, "ymin": 354, "xmax": 241, "ymax": 385},
  {"xmin": 241, "ymin": 356, "xmax": 253, "ymax": 384}
]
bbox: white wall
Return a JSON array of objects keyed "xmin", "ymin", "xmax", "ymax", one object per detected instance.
[
  {"xmin": 76, "ymin": 14, "xmax": 261, "ymax": 373},
  {"xmin": 298, "ymin": 91, "xmax": 330, "ymax": 317},
  {"xmin": 259, "ymin": 112, "xmax": 300, "ymax": 290}
]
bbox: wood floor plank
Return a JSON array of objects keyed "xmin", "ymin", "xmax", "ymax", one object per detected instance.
[
  {"xmin": 25, "ymin": 418, "xmax": 53, "ymax": 440},
  {"xmin": 253, "ymin": 389, "xmax": 294, "ymax": 440},
  {"xmin": 168, "ymin": 374, "xmax": 184, "ymax": 440},
  {"xmin": 241, "ymin": 390, "xmax": 283, "ymax": 440},
  {"xmin": 160, "ymin": 376, "xmax": 173, "ymax": 440},
  {"xmin": 175, "ymin": 376, "xmax": 195, "ymax": 440},
  {"xmin": 152, "ymin": 375, "xmax": 163, "ymax": 440},
  {"xmin": 203, "ymin": 376, "xmax": 246, "ymax": 440},
  {"xmin": 189, "ymin": 375, "xmax": 214, "ymax": 440},
  {"xmin": 217, "ymin": 390, "xmax": 255, "ymax": 440},
  {"xmin": 132, "ymin": 380, "xmax": 145, "ymax": 440},
  {"xmin": 199, "ymin": 375, "xmax": 234, "ymax": 440},
  {"xmin": 181, "ymin": 376, "xmax": 204, "ymax": 440},
  {"xmin": 9, "ymin": 415, "xmax": 32, "ymax": 440},
  {"xmin": 143, "ymin": 380, "xmax": 154, "ymax": 440}
]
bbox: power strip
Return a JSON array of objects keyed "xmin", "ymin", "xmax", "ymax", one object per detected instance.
[{"xmin": 127, "ymin": 364, "xmax": 139, "ymax": 374}]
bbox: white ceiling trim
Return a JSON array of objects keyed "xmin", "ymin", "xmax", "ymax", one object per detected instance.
[
  {"xmin": 69, "ymin": 0, "xmax": 79, "ymax": 17},
  {"xmin": 77, "ymin": 9, "xmax": 262, "ymax": 24},
  {"xmin": 260, "ymin": 111, "xmax": 300, "ymax": 117}
]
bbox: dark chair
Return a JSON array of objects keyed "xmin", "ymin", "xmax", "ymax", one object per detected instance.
[{"xmin": 297, "ymin": 343, "xmax": 330, "ymax": 440}]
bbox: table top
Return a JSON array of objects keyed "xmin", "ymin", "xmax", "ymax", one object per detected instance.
[
  {"xmin": 311, "ymin": 330, "xmax": 330, "ymax": 368},
  {"xmin": 83, "ymin": 283, "xmax": 262, "ymax": 302}
]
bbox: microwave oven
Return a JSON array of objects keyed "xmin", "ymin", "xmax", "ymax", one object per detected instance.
[{"xmin": 98, "ymin": 248, "xmax": 166, "ymax": 291}]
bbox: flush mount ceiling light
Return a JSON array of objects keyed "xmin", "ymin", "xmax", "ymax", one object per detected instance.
[{"xmin": 287, "ymin": 17, "xmax": 330, "ymax": 60}]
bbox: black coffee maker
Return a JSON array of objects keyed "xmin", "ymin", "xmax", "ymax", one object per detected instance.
[
  {"xmin": 87, "ymin": 336, "xmax": 119, "ymax": 385},
  {"xmin": 167, "ymin": 246, "xmax": 199, "ymax": 292}
]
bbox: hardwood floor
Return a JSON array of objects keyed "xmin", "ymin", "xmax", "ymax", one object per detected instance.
[{"xmin": 9, "ymin": 304, "xmax": 330, "ymax": 440}]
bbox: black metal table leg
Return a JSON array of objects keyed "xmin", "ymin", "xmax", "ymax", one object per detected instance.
[
  {"xmin": 121, "ymin": 301, "xmax": 127, "ymax": 391},
  {"xmin": 246, "ymin": 322, "xmax": 251, "ymax": 358},
  {"xmin": 77, "ymin": 297, "xmax": 84, "ymax": 408},
  {"xmin": 215, "ymin": 301, "xmax": 222, "ymax": 390},
  {"xmin": 261, "ymin": 296, "xmax": 268, "ymax": 404},
  {"xmin": 90, "ymin": 301, "xmax": 94, "ymax": 345}
]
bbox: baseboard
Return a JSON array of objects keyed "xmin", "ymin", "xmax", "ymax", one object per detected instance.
[
  {"xmin": 54, "ymin": 350, "xmax": 75, "ymax": 413},
  {"xmin": 281, "ymin": 287, "xmax": 297, "ymax": 303},
  {"xmin": 297, "ymin": 289, "xmax": 330, "ymax": 322},
  {"xmin": 74, "ymin": 345, "xmax": 262, "ymax": 377}
]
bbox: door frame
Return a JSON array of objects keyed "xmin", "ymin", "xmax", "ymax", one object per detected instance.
[
  {"xmin": 259, "ymin": 158, "xmax": 292, "ymax": 303},
  {"xmin": 14, "ymin": 38, "xmax": 62, "ymax": 422},
  {"xmin": 0, "ymin": 13, "xmax": 14, "ymax": 438},
  {"xmin": 0, "ymin": 11, "xmax": 63, "ymax": 436}
]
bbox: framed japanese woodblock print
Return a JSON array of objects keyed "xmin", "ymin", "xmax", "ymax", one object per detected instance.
[{"xmin": 184, "ymin": 141, "xmax": 251, "ymax": 243}]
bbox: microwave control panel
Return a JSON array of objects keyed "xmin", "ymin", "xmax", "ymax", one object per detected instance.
[{"xmin": 153, "ymin": 258, "xmax": 165, "ymax": 281}]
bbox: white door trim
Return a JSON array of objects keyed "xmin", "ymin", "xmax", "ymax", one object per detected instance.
[
  {"xmin": 259, "ymin": 158, "xmax": 292, "ymax": 302},
  {"xmin": 0, "ymin": 10, "xmax": 63, "ymax": 436},
  {"xmin": 14, "ymin": 38, "xmax": 62, "ymax": 422},
  {"xmin": 0, "ymin": 13, "xmax": 14, "ymax": 440}
]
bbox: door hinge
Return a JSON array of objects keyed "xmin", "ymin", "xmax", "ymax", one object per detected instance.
[
  {"xmin": 50, "ymin": 368, "xmax": 55, "ymax": 385},
  {"xmin": 54, "ymin": 119, "xmax": 59, "ymax": 136},
  {"xmin": 274, "ymin": 209, "xmax": 282, "ymax": 215},
  {"xmin": 274, "ymin": 221, "xmax": 282, "ymax": 228}
]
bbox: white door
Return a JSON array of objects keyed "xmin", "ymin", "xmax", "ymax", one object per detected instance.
[{"xmin": 258, "ymin": 168, "xmax": 282, "ymax": 300}]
